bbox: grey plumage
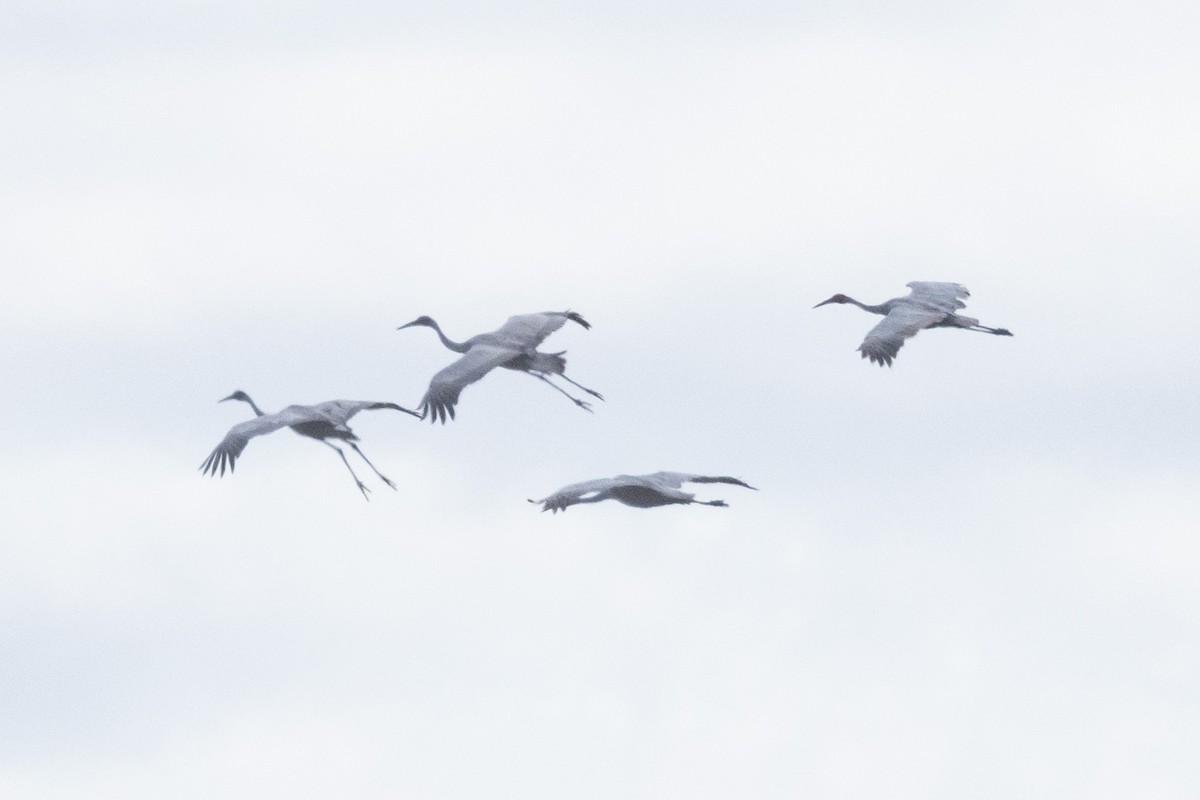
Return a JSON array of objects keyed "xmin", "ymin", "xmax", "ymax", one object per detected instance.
[
  {"xmin": 529, "ymin": 472, "xmax": 757, "ymax": 513},
  {"xmin": 398, "ymin": 310, "xmax": 603, "ymax": 423},
  {"xmin": 199, "ymin": 391, "xmax": 420, "ymax": 500},
  {"xmin": 814, "ymin": 281, "xmax": 1013, "ymax": 366}
]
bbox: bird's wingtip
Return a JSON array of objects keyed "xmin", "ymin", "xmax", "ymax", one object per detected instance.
[{"xmin": 564, "ymin": 310, "xmax": 592, "ymax": 329}]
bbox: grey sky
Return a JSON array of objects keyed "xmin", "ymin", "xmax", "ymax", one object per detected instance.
[{"xmin": 2, "ymin": 1, "xmax": 1198, "ymax": 797}]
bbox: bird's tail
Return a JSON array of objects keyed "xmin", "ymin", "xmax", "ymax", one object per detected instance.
[{"xmin": 528, "ymin": 351, "xmax": 567, "ymax": 374}]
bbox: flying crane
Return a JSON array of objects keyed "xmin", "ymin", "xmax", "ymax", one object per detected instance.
[
  {"xmin": 814, "ymin": 281, "xmax": 1013, "ymax": 366},
  {"xmin": 199, "ymin": 391, "xmax": 420, "ymax": 500},
  {"xmin": 530, "ymin": 472, "xmax": 756, "ymax": 513},
  {"xmin": 398, "ymin": 310, "xmax": 603, "ymax": 423}
]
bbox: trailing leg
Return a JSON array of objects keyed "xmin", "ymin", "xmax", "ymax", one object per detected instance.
[
  {"xmin": 531, "ymin": 373, "xmax": 593, "ymax": 412},
  {"xmin": 324, "ymin": 442, "xmax": 371, "ymax": 500},
  {"xmin": 349, "ymin": 442, "xmax": 397, "ymax": 490},
  {"xmin": 558, "ymin": 373, "xmax": 604, "ymax": 400},
  {"xmin": 971, "ymin": 324, "xmax": 1013, "ymax": 336}
]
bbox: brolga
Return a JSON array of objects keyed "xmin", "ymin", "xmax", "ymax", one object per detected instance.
[
  {"xmin": 814, "ymin": 281, "xmax": 1013, "ymax": 366},
  {"xmin": 529, "ymin": 472, "xmax": 757, "ymax": 514},
  {"xmin": 397, "ymin": 310, "xmax": 603, "ymax": 423},
  {"xmin": 199, "ymin": 391, "xmax": 421, "ymax": 500}
]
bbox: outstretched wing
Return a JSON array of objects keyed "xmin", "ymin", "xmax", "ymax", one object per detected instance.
[
  {"xmin": 420, "ymin": 344, "xmax": 519, "ymax": 423},
  {"xmin": 529, "ymin": 477, "xmax": 621, "ymax": 513},
  {"xmin": 905, "ymin": 281, "xmax": 970, "ymax": 313},
  {"xmin": 492, "ymin": 310, "xmax": 590, "ymax": 350},
  {"xmin": 858, "ymin": 305, "xmax": 948, "ymax": 367},
  {"xmin": 199, "ymin": 407, "xmax": 316, "ymax": 477},
  {"xmin": 644, "ymin": 472, "xmax": 757, "ymax": 491},
  {"xmin": 306, "ymin": 400, "xmax": 421, "ymax": 425}
]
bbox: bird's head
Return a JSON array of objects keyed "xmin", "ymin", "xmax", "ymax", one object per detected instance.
[
  {"xmin": 220, "ymin": 390, "xmax": 251, "ymax": 404},
  {"xmin": 397, "ymin": 315, "xmax": 435, "ymax": 331},
  {"xmin": 813, "ymin": 293, "xmax": 850, "ymax": 308}
]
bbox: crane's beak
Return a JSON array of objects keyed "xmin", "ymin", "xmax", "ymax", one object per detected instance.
[
  {"xmin": 396, "ymin": 320, "xmax": 420, "ymax": 331},
  {"xmin": 218, "ymin": 393, "xmax": 238, "ymax": 403},
  {"xmin": 813, "ymin": 296, "xmax": 838, "ymax": 309}
]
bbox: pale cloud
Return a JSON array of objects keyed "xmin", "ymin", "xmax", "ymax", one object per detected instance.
[{"xmin": 2, "ymin": 1, "xmax": 1198, "ymax": 797}]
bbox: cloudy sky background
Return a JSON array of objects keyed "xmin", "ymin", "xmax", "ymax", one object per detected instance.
[{"xmin": 2, "ymin": 0, "xmax": 1198, "ymax": 797}]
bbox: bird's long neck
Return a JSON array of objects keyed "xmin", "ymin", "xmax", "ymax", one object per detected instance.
[
  {"xmin": 426, "ymin": 320, "xmax": 470, "ymax": 353},
  {"xmin": 846, "ymin": 297, "xmax": 893, "ymax": 315},
  {"xmin": 238, "ymin": 396, "xmax": 267, "ymax": 417}
]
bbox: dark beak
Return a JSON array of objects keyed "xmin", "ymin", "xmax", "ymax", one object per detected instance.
[
  {"xmin": 396, "ymin": 320, "xmax": 419, "ymax": 331},
  {"xmin": 813, "ymin": 297, "xmax": 838, "ymax": 309},
  {"xmin": 218, "ymin": 394, "xmax": 237, "ymax": 403}
]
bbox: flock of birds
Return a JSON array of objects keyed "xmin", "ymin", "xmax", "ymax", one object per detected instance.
[{"xmin": 200, "ymin": 281, "xmax": 1013, "ymax": 511}]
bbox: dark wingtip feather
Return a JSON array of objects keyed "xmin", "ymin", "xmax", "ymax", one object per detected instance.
[
  {"xmin": 373, "ymin": 401, "xmax": 422, "ymax": 418},
  {"xmin": 694, "ymin": 476, "xmax": 757, "ymax": 491},
  {"xmin": 564, "ymin": 310, "xmax": 591, "ymax": 330},
  {"xmin": 427, "ymin": 400, "xmax": 453, "ymax": 424}
]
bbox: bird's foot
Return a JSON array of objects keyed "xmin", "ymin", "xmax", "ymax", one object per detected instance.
[
  {"xmin": 380, "ymin": 476, "xmax": 397, "ymax": 491},
  {"xmin": 585, "ymin": 388, "xmax": 604, "ymax": 400},
  {"xmin": 574, "ymin": 399, "xmax": 594, "ymax": 413},
  {"xmin": 357, "ymin": 481, "xmax": 372, "ymax": 500},
  {"xmin": 996, "ymin": 328, "xmax": 1013, "ymax": 336}
]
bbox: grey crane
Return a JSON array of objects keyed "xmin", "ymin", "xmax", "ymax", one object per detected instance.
[
  {"xmin": 529, "ymin": 472, "xmax": 756, "ymax": 513},
  {"xmin": 814, "ymin": 281, "xmax": 1013, "ymax": 366},
  {"xmin": 397, "ymin": 310, "xmax": 603, "ymax": 423},
  {"xmin": 199, "ymin": 391, "xmax": 421, "ymax": 500}
]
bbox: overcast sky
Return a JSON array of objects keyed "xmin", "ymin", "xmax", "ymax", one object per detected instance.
[{"xmin": 2, "ymin": 1, "xmax": 1198, "ymax": 797}]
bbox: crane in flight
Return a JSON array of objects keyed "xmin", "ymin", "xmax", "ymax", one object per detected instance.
[
  {"xmin": 397, "ymin": 310, "xmax": 603, "ymax": 423},
  {"xmin": 814, "ymin": 281, "xmax": 1013, "ymax": 366},
  {"xmin": 529, "ymin": 472, "xmax": 756, "ymax": 513},
  {"xmin": 199, "ymin": 391, "xmax": 420, "ymax": 500}
]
